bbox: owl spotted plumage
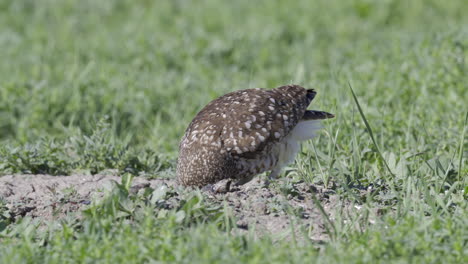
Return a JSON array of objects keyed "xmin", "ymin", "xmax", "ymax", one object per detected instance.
[{"xmin": 176, "ymin": 84, "xmax": 334, "ymax": 187}]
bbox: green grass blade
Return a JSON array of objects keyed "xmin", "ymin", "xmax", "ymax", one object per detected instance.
[
  {"xmin": 458, "ymin": 112, "xmax": 467, "ymax": 182},
  {"xmin": 348, "ymin": 82, "xmax": 395, "ymax": 177}
]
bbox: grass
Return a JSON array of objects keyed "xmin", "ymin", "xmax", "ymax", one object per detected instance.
[{"xmin": 0, "ymin": 0, "xmax": 467, "ymax": 263}]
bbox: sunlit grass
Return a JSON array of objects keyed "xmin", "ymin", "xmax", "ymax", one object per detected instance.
[{"xmin": 0, "ymin": 0, "xmax": 467, "ymax": 263}]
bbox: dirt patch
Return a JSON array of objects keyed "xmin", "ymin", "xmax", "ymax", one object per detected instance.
[
  {"xmin": 1, "ymin": 173, "xmax": 143, "ymax": 221},
  {"xmin": 0, "ymin": 174, "xmax": 360, "ymax": 241},
  {"xmin": 208, "ymin": 178, "xmax": 345, "ymax": 242}
]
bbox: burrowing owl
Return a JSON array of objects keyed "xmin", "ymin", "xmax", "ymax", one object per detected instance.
[{"xmin": 177, "ymin": 84, "xmax": 334, "ymax": 187}]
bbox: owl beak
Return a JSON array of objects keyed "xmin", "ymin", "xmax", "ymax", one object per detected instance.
[{"xmin": 302, "ymin": 110, "xmax": 335, "ymax": 120}]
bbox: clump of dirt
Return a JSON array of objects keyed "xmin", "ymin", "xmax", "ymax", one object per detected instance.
[{"xmin": 0, "ymin": 174, "xmax": 360, "ymax": 241}]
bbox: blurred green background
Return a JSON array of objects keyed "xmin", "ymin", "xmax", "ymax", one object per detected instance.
[
  {"xmin": 0, "ymin": 1, "xmax": 467, "ymax": 263},
  {"xmin": 1, "ymin": 0, "xmax": 466, "ymax": 157}
]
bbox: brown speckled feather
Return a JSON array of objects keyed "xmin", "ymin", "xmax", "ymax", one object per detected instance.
[{"xmin": 176, "ymin": 84, "xmax": 333, "ymax": 187}]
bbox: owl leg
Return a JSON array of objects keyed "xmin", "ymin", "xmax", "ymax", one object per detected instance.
[
  {"xmin": 264, "ymin": 168, "xmax": 281, "ymax": 187},
  {"xmin": 268, "ymin": 168, "xmax": 281, "ymax": 180}
]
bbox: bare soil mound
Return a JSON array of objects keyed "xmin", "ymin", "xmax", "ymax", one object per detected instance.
[{"xmin": 0, "ymin": 174, "xmax": 356, "ymax": 241}]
